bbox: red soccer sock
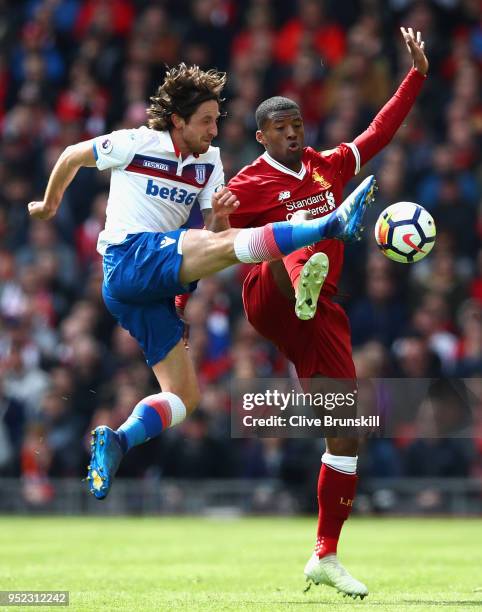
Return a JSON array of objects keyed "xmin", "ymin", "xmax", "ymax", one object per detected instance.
[
  {"xmin": 283, "ymin": 250, "xmax": 306, "ymax": 294},
  {"xmin": 315, "ymin": 462, "xmax": 358, "ymax": 558}
]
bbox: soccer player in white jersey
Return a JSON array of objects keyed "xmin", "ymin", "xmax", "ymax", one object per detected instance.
[{"xmin": 27, "ymin": 63, "xmax": 376, "ymax": 500}]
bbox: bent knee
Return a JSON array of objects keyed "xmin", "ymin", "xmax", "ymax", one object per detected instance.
[
  {"xmin": 162, "ymin": 385, "xmax": 200, "ymax": 415},
  {"xmin": 183, "ymin": 389, "xmax": 200, "ymax": 415}
]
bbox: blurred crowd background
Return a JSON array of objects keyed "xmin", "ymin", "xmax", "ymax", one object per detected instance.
[{"xmin": 0, "ymin": 0, "xmax": 481, "ymax": 510}]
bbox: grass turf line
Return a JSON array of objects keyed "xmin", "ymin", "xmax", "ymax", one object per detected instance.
[{"xmin": 0, "ymin": 517, "xmax": 481, "ymax": 611}]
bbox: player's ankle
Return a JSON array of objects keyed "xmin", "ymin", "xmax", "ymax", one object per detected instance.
[
  {"xmin": 115, "ymin": 430, "xmax": 128, "ymax": 454},
  {"xmin": 315, "ymin": 536, "xmax": 338, "ymax": 558}
]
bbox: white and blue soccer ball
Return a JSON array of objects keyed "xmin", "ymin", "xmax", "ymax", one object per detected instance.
[{"xmin": 374, "ymin": 201, "xmax": 436, "ymax": 263}]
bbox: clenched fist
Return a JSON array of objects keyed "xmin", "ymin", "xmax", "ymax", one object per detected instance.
[
  {"xmin": 27, "ymin": 201, "xmax": 56, "ymax": 220},
  {"xmin": 211, "ymin": 186, "xmax": 240, "ymax": 219}
]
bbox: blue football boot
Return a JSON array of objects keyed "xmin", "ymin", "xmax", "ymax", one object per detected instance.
[
  {"xmin": 86, "ymin": 426, "xmax": 123, "ymax": 500},
  {"xmin": 333, "ymin": 175, "xmax": 377, "ymax": 242}
]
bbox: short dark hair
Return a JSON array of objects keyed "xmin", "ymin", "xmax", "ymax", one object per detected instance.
[
  {"xmin": 255, "ymin": 96, "xmax": 300, "ymax": 130},
  {"xmin": 147, "ymin": 63, "xmax": 226, "ymax": 131}
]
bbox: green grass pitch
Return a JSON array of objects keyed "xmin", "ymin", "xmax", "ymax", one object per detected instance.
[{"xmin": 0, "ymin": 516, "xmax": 481, "ymax": 611}]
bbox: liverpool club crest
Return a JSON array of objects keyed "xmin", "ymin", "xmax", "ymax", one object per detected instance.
[{"xmin": 312, "ymin": 169, "xmax": 331, "ymax": 190}]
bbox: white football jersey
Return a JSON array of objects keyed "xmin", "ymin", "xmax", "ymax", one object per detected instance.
[{"xmin": 93, "ymin": 126, "xmax": 224, "ymax": 255}]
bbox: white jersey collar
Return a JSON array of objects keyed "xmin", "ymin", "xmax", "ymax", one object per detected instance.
[
  {"xmin": 261, "ymin": 151, "xmax": 306, "ymax": 180},
  {"xmin": 158, "ymin": 130, "xmax": 201, "ymax": 162},
  {"xmin": 158, "ymin": 130, "xmax": 178, "ymax": 156}
]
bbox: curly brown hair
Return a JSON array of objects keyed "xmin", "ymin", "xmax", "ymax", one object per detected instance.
[{"xmin": 147, "ymin": 63, "xmax": 227, "ymax": 131}]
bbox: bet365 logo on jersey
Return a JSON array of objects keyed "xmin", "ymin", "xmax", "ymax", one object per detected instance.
[{"xmin": 146, "ymin": 179, "xmax": 197, "ymax": 205}]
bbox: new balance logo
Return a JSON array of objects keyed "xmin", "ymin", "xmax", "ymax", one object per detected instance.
[
  {"xmin": 279, "ymin": 191, "xmax": 291, "ymax": 201},
  {"xmin": 160, "ymin": 237, "xmax": 176, "ymax": 249}
]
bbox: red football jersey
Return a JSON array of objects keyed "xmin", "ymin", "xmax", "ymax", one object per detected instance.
[{"xmin": 228, "ymin": 144, "xmax": 360, "ymax": 296}]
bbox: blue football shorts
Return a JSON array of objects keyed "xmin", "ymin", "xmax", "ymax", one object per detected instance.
[{"xmin": 102, "ymin": 230, "xmax": 197, "ymax": 367}]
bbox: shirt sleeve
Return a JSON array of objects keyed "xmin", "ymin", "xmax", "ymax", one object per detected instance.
[
  {"xmin": 318, "ymin": 144, "xmax": 359, "ymax": 185},
  {"xmin": 197, "ymin": 149, "xmax": 225, "ymax": 211},
  {"xmin": 93, "ymin": 129, "xmax": 139, "ymax": 171}
]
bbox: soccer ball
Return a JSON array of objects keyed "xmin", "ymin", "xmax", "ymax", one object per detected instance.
[{"xmin": 374, "ymin": 202, "xmax": 436, "ymax": 263}]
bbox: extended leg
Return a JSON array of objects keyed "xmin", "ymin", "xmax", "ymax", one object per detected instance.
[
  {"xmin": 179, "ymin": 175, "xmax": 376, "ymax": 284},
  {"xmin": 87, "ymin": 339, "xmax": 198, "ymax": 499}
]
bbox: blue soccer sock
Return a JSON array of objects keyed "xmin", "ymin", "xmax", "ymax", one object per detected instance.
[
  {"xmin": 273, "ymin": 215, "xmax": 344, "ymax": 253},
  {"xmin": 116, "ymin": 392, "xmax": 187, "ymax": 453},
  {"xmin": 233, "ymin": 215, "xmax": 343, "ymax": 263}
]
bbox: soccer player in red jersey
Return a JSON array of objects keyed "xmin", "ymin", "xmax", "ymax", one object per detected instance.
[{"xmin": 227, "ymin": 28, "xmax": 429, "ymax": 598}]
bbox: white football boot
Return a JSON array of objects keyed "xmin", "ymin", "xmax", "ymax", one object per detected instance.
[
  {"xmin": 304, "ymin": 552, "xmax": 369, "ymax": 600},
  {"xmin": 295, "ymin": 252, "xmax": 329, "ymax": 320}
]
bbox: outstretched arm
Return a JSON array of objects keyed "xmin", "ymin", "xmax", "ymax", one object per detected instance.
[
  {"xmin": 28, "ymin": 140, "xmax": 96, "ymax": 220},
  {"xmin": 353, "ymin": 27, "xmax": 429, "ymax": 169}
]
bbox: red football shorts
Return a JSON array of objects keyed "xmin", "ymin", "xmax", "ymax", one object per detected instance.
[{"xmin": 242, "ymin": 262, "xmax": 356, "ymax": 379}]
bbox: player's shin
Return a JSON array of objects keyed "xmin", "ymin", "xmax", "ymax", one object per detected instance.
[
  {"xmin": 116, "ymin": 391, "xmax": 187, "ymax": 452},
  {"xmin": 315, "ymin": 453, "xmax": 358, "ymax": 558}
]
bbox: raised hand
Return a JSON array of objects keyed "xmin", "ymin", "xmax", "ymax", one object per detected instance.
[
  {"xmin": 211, "ymin": 186, "xmax": 240, "ymax": 219},
  {"xmin": 400, "ymin": 27, "xmax": 429, "ymax": 76}
]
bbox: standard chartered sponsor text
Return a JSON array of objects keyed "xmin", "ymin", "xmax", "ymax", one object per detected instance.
[{"xmin": 286, "ymin": 193, "xmax": 326, "ymax": 210}]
